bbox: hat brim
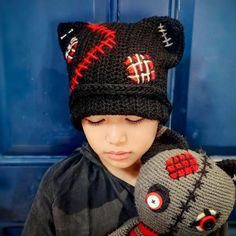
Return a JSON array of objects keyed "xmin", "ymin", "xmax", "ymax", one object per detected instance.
[{"xmin": 70, "ymin": 94, "xmax": 172, "ymax": 131}]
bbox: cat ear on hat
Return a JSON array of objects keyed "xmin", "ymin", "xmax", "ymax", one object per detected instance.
[
  {"xmin": 143, "ymin": 16, "xmax": 184, "ymax": 68},
  {"xmin": 57, "ymin": 22, "xmax": 87, "ymax": 63},
  {"xmin": 159, "ymin": 17, "xmax": 184, "ymax": 68}
]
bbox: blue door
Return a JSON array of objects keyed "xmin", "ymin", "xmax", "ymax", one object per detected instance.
[{"xmin": 0, "ymin": 0, "xmax": 235, "ymax": 235}]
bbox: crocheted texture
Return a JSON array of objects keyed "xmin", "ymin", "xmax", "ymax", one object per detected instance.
[
  {"xmin": 191, "ymin": 209, "xmax": 221, "ymax": 232},
  {"xmin": 65, "ymin": 36, "xmax": 78, "ymax": 64},
  {"xmin": 141, "ymin": 126, "xmax": 188, "ymax": 163},
  {"xmin": 135, "ymin": 149, "xmax": 235, "ymax": 236},
  {"xmin": 158, "ymin": 23, "xmax": 174, "ymax": 48},
  {"xmin": 167, "ymin": 153, "xmax": 212, "ymax": 233},
  {"xmin": 216, "ymin": 159, "xmax": 236, "ymax": 179},
  {"xmin": 70, "ymin": 24, "xmax": 116, "ymax": 92},
  {"xmin": 146, "ymin": 183, "xmax": 170, "ymax": 212},
  {"xmin": 165, "ymin": 152, "xmax": 199, "ymax": 179},
  {"xmin": 108, "ymin": 130, "xmax": 235, "ymax": 236},
  {"xmin": 123, "ymin": 54, "xmax": 155, "ymax": 84},
  {"xmin": 130, "ymin": 223, "xmax": 159, "ymax": 236},
  {"xmin": 108, "ymin": 217, "xmax": 140, "ymax": 236},
  {"xmin": 57, "ymin": 16, "xmax": 184, "ymax": 129}
]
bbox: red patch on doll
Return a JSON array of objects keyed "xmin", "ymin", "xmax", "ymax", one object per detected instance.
[{"xmin": 165, "ymin": 152, "xmax": 199, "ymax": 179}]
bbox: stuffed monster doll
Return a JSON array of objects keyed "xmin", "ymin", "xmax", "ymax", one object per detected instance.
[{"xmin": 109, "ymin": 149, "xmax": 236, "ymax": 236}]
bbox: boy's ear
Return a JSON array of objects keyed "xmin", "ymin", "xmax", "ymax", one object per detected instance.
[
  {"xmin": 57, "ymin": 22, "xmax": 87, "ymax": 61},
  {"xmin": 142, "ymin": 16, "xmax": 185, "ymax": 68}
]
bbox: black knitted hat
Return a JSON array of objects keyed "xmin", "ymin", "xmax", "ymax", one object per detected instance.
[{"xmin": 57, "ymin": 16, "xmax": 184, "ymax": 130}]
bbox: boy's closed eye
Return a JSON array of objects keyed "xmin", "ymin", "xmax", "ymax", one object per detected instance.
[
  {"xmin": 125, "ymin": 117, "xmax": 144, "ymax": 124},
  {"xmin": 83, "ymin": 116, "xmax": 145, "ymax": 126},
  {"xmin": 84, "ymin": 118, "xmax": 105, "ymax": 125}
]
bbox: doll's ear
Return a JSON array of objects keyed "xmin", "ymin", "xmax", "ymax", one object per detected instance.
[
  {"xmin": 57, "ymin": 22, "xmax": 87, "ymax": 63},
  {"xmin": 142, "ymin": 16, "xmax": 184, "ymax": 68},
  {"xmin": 216, "ymin": 159, "xmax": 236, "ymax": 187},
  {"xmin": 141, "ymin": 126, "xmax": 188, "ymax": 164}
]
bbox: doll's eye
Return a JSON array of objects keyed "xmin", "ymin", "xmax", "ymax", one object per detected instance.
[
  {"xmin": 145, "ymin": 183, "xmax": 170, "ymax": 212},
  {"xmin": 146, "ymin": 192, "xmax": 163, "ymax": 210},
  {"xmin": 191, "ymin": 209, "xmax": 220, "ymax": 232}
]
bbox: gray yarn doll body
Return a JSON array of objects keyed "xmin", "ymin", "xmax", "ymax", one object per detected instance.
[{"xmin": 109, "ymin": 149, "xmax": 235, "ymax": 236}]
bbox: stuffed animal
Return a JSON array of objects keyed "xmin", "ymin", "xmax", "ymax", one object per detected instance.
[{"xmin": 109, "ymin": 149, "xmax": 236, "ymax": 236}]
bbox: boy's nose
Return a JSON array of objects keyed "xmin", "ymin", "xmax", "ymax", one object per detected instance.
[{"xmin": 106, "ymin": 126, "xmax": 127, "ymax": 145}]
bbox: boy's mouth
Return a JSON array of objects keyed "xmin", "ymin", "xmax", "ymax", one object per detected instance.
[{"xmin": 105, "ymin": 151, "xmax": 131, "ymax": 160}]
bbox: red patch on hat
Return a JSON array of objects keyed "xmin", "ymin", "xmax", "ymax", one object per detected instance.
[{"xmin": 124, "ymin": 54, "xmax": 156, "ymax": 84}]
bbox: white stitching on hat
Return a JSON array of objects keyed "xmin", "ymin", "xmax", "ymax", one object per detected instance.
[{"xmin": 158, "ymin": 23, "xmax": 173, "ymax": 48}]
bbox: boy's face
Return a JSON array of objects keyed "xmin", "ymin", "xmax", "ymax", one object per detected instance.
[{"xmin": 81, "ymin": 115, "xmax": 158, "ymax": 173}]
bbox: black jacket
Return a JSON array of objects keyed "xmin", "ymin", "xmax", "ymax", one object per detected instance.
[{"xmin": 22, "ymin": 143, "xmax": 138, "ymax": 236}]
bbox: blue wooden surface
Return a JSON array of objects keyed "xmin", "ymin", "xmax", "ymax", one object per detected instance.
[
  {"xmin": 172, "ymin": 0, "xmax": 236, "ymax": 156},
  {"xmin": 184, "ymin": 0, "xmax": 236, "ymax": 155},
  {"xmin": 0, "ymin": 1, "xmax": 106, "ymax": 235},
  {"xmin": 0, "ymin": 0, "xmax": 100, "ymax": 157},
  {"xmin": 0, "ymin": 0, "xmax": 235, "ymax": 235}
]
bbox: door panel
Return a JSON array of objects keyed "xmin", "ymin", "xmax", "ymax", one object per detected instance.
[
  {"xmin": 119, "ymin": 0, "xmax": 170, "ymax": 22},
  {"xmin": 0, "ymin": 0, "xmax": 107, "ymax": 235},
  {"xmin": 173, "ymin": 0, "xmax": 236, "ymax": 155},
  {"xmin": 0, "ymin": 0, "xmax": 106, "ymax": 157}
]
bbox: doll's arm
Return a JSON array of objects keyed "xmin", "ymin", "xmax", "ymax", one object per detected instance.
[{"xmin": 108, "ymin": 217, "xmax": 139, "ymax": 236}]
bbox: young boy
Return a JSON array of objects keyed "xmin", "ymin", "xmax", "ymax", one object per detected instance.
[{"xmin": 22, "ymin": 16, "xmax": 228, "ymax": 236}]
